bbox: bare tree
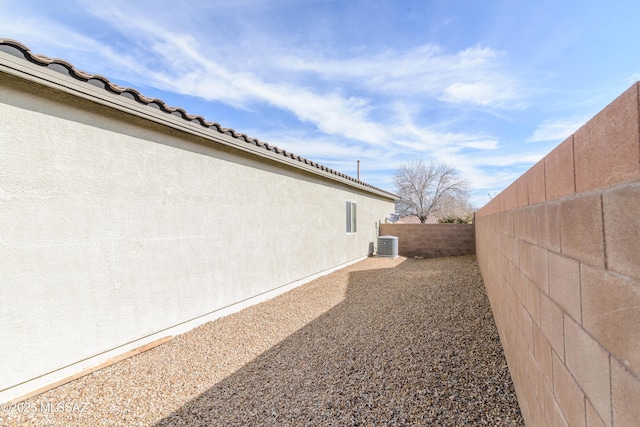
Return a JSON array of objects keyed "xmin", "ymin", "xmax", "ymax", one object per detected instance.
[
  {"xmin": 394, "ymin": 160, "xmax": 470, "ymax": 223},
  {"xmin": 437, "ymin": 194, "xmax": 474, "ymax": 222}
]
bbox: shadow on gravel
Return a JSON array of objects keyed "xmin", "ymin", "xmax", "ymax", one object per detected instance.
[{"xmin": 155, "ymin": 255, "xmax": 523, "ymax": 426}]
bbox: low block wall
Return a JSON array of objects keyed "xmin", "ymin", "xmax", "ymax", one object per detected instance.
[
  {"xmin": 475, "ymin": 83, "xmax": 640, "ymax": 426},
  {"xmin": 378, "ymin": 223, "xmax": 475, "ymax": 258}
]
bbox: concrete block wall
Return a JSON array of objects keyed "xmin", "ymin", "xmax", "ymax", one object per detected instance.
[
  {"xmin": 378, "ymin": 223, "xmax": 475, "ymax": 258},
  {"xmin": 475, "ymin": 83, "xmax": 640, "ymax": 426}
]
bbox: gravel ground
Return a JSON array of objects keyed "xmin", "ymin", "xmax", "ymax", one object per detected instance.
[{"xmin": 3, "ymin": 255, "xmax": 524, "ymax": 427}]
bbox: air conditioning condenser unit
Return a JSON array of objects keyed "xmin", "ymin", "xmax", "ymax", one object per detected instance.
[{"xmin": 377, "ymin": 235, "xmax": 398, "ymax": 257}]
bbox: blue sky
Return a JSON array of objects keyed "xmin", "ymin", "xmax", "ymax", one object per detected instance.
[{"xmin": 2, "ymin": 0, "xmax": 640, "ymax": 207}]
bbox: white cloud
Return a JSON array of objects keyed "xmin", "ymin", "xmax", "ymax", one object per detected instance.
[
  {"xmin": 16, "ymin": 1, "xmax": 524, "ymax": 154},
  {"xmin": 276, "ymin": 44, "xmax": 522, "ymax": 108},
  {"xmin": 2, "ymin": 0, "xmax": 546, "ymax": 204},
  {"xmin": 527, "ymin": 117, "xmax": 588, "ymax": 142},
  {"xmin": 252, "ymin": 130, "xmax": 387, "ymax": 163},
  {"xmin": 441, "ymin": 82, "xmax": 500, "ymax": 105},
  {"xmin": 473, "ymin": 152, "xmax": 544, "ymax": 167},
  {"xmin": 0, "ymin": 14, "xmax": 93, "ymax": 58},
  {"xmin": 459, "ymin": 139, "xmax": 499, "ymax": 150}
]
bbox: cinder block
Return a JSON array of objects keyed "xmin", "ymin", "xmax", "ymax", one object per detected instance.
[
  {"xmin": 574, "ymin": 83, "xmax": 640, "ymax": 192},
  {"xmin": 548, "ymin": 252, "xmax": 581, "ymax": 323},
  {"xmin": 603, "ymin": 182, "xmax": 640, "ymax": 281},
  {"xmin": 529, "ymin": 159, "xmax": 546, "ymax": 205},
  {"xmin": 529, "ymin": 350, "xmax": 546, "ymax": 401},
  {"xmin": 564, "ymin": 315, "xmax": 611, "ymax": 425},
  {"xmin": 514, "ymin": 329, "xmax": 529, "ymax": 380},
  {"xmin": 489, "ymin": 194, "xmax": 502, "ymax": 215},
  {"xmin": 525, "ymin": 276, "xmax": 541, "ymax": 326},
  {"xmin": 497, "ymin": 193, "xmax": 507, "ymax": 214},
  {"xmin": 514, "ymin": 207, "xmax": 537, "ymax": 243},
  {"xmin": 552, "ymin": 352, "xmax": 586, "ymax": 427},
  {"xmin": 560, "ymin": 194, "xmax": 605, "ymax": 267},
  {"xmin": 540, "ymin": 292, "xmax": 565, "ymax": 360},
  {"xmin": 504, "ymin": 181, "xmax": 519, "ymax": 211},
  {"xmin": 518, "ymin": 175, "xmax": 529, "ymax": 207},
  {"xmin": 545, "ymin": 137, "xmax": 575, "ymax": 200},
  {"xmin": 503, "ymin": 234, "xmax": 519, "ymax": 265},
  {"xmin": 511, "ymin": 253, "xmax": 527, "ymax": 302},
  {"xmin": 611, "ymin": 359, "xmax": 640, "ymax": 427},
  {"xmin": 520, "ymin": 303, "xmax": 534, "ymax": 350},
  {"xmin": 544, "ymin": 381, "xmax": 570, "ymax": 427},
  {"xmin": 581, "ymin": 264, "xmax": 640, "ymax": 379},
  {"xmin": 535, "ymin": 404, "xmax": 550, "ymax": 427},
  {"xmin": 532, "ymin": 325, "xmax": 553, "ymax": 384},
  {"xmin": 536, "ymin": 202, "xmax": 561, "ymax": 252},
  {"xmin": 505, "ymin": 210, "xmax": 515, "ymax": 236},
  {"xmin": 530, "ymin": 245, "xmax": 550, "ymax": 294},
  {"xmin": 505, "ymin": 310, "xmax": 518, "ymax": 358},
  {"xmin": 498, "ymin": 253, "xmax": 510, "ymax": 279},
  {"xmin": 524, "ymin": 368, "xmax": 544, "ymax": 426},
  {"xmin": 586, "ymin": 399, "xmax": 607, "ymax": 427},
  {"xmin": 505, "ymin": 269, "xmax": 521, "ymax": 311}
]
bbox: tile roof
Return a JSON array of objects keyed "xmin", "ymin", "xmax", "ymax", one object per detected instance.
[
  {"xmin": 0, "ymin": 38, "xmax": 396, "ymax": 198},
  {"xmin": 397, "ymin": 215, "xmax": 438, "ymax": 224}
]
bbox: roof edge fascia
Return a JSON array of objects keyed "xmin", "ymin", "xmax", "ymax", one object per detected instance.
[{"xmin": 0, "ymin": 45, "xmax": 398, "ymax": 201}]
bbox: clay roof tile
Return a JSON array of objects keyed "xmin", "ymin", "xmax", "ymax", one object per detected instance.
[{"xmin": 0, "ymin": 38, "xmax": 394, "ymax": 196}]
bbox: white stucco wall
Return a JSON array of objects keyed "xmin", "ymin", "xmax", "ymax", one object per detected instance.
[{"xmin": 0, "ymin": 71, "xmax": 395, "ymax": 402}]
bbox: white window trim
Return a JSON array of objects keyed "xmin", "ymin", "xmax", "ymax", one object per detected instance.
[{"xmin": 346, "ymin": 201, "xmax": 357, "ymax": 234}]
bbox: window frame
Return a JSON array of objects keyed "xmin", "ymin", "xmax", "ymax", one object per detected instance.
[{"xmin": 346, "ymin": 201, "xmax": 357, "ymax": 234}]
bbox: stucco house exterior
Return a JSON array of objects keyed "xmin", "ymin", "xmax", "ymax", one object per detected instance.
[{"xmin": 0, "ymin": 39, "xmax": 397, "ymax": 403}]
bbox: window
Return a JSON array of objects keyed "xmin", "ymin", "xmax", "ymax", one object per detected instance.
[{"xmin": 346, "ymin": 201, "xmax": 357, "ymax": 233}]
